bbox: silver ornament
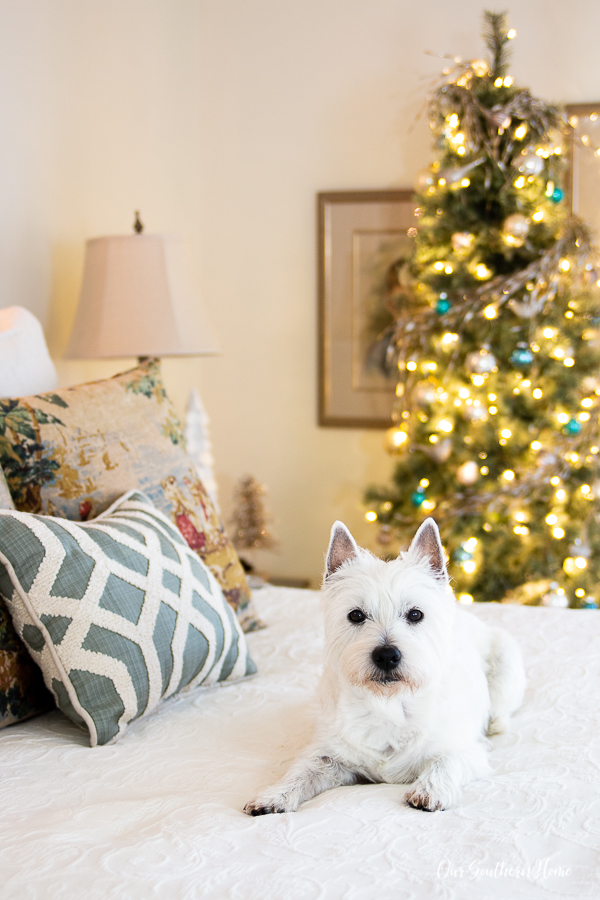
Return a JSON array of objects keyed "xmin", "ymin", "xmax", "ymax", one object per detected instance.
[
  {"xmin": 541, "ymin": 589, "xmax": 569, "ymax": 608},
  {"xmin": 508, "ymin": 286, "xmax": 546, "ymax": 318},
  {"xmin": 503, "ymin": 213, "xmax": 530, "ymax": 247},
  {"xmin": 463, "ymin": 403, "xmax": 487, "ymax": 422},
  {"xmin": 427, "ymin": 438, "xmax": 452, "ymax": 463},
  {"xmin": 413, "ymin": 380, "xmax": 437, "ymax": 406},
  {"xmin": 517, "ymin": 150, "xmax": 544, "ymax": 176},
  {"xmin": 456, "ymin": 460, "xmax": 479, "ymax": 485},
  {"xmin": 466, "ymin": 346, "xmax": 496, "ymax": 374},
  {"xmin": 414, "ymin": 168, "xmax": 435, "ymax": 192},
  {"xmin": 451, "ymin": 231, "xmax": 475, "ymax": 252}
]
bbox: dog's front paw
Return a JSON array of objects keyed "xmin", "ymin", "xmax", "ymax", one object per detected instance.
[
  {"xmin": 405, "ymin": 786, "xmax": 446, "ymax": 812},
  {"xmin": 244, "ymin": 790, "xmax": 298, "ymax": 816}
]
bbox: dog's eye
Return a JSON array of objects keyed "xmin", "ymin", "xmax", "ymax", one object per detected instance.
[
  {"xmin": 406, "ymin": 608, "xmax": 424, "ymax": 624},
  {"xmin": 348, "ymin": 608, "xmax": 367, "ymax": 624}
]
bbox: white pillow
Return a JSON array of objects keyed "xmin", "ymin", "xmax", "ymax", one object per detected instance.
[{"xmin": 0, "ymin": 307, "xmax": 57, "ymax": 397}]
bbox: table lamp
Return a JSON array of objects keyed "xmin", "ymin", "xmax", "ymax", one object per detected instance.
[{"xmin": 66, "ymin": 213, "xmax": 219, "ymax": 360}]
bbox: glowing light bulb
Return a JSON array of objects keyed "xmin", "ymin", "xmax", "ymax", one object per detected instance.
[
  {"xmin": 438, "ymin": 419, "xmax": 453, "ymax": 433},
  {"xmin": 552, "ymin": 527, "xmax": 565, "ymax": 539},
  {"xmin": 514, "ymin": 124, "xmax": 527, "ymax": 140},
  {"xmin": 500, "ymin": 429, "xmax": 512, "ymax": 439},
  {"xmin": 546, "ymin": 514, "xmax": 558, "ymax": 525},
  {"xmin": 515, "ymin": 511, "xmax": 528, "ymax": 522},
  {"xmin": 581, "ymin": 484, "xmax": 591, "ymax": 494},
  {"xmin": 459, "ymin": 594, "xmax": 474, "ymax": 604},
  {"xmin": 575, "ymin": 557, "xmax": 587, "ymax": 569},
  {"xmin": 476, "ymin": 265, "xmax": 491, "ymax": 281},
  {"xmin": 564, "ymin": 358, "xmax": 575, "ymax": 367},
  {"xmin": 531, "ymin": 441, "xmax": 542, "ymax": 450},
  {"xmin": 447, "ymin": 113, "xmax": 459, "ymax": 128},
  {"xmin": 472, "ymin": 375, "xmax": 485, "ymax": 387},
  {"xmin": 488, "ymin": 393, "xmax": 497, "ymax": 401},
  {"xmin": 488, "ymin": 406, "xmax": 498, "ymax": 415},
  {"xmin": 434, "ymin": 261, "xmax": 445, "ymax": 271},
  {"xmin": 532, "ymin": 210, "xmax": 544, "ymax": 222},
  {"xmin": 463, "ymin": 560, "xmax": 477, "ymax": 574},
  {"xmin": 502, "ymin": 470, "xmax": 515, "ymax": 481},
  {"xmin": 365, "ymin": 511, "xmax": 377, "ymax": 522},
  {"xmin": 460, "ymin": 177, "xmax": 470, "ymax": 186},
  {"xmin": 559, "ymin": 259, "xmax": 571, "ymax": 272},
  {"xmin": 555, "ymin": 489, "xmax": 567, "ymax": 501},
  {"xmin": 406, "ymin": 361, "xmax": 417, "ymax": 371},
  {"xmin": 458, "ymin": 388, "xmax": 470, "ymax": 399},
  {"xmin": 503, "ymin": 76, "xmax": 513, "ymax": 87},
  {"xmin": 557, "ymin": 413, "xmax": 569, "ymax": 424},
  {"xmin": 533, "ymin": 388, "xmax": 543, "ymax": 399},
  {"xmin": 582, "ymin": 398, "xmax": 593, "ymax": 408},
  {"xmin": 514, "ymin": 176, "xmax": 526, "ymax": 188},
  {"xmin": 420, "ymin": 478, "xmax": 430, "ymax": 488},
  {"xmin": 483, "ymin": 304, "xmax": 496, "ymax": 317},
  {"xmin": 550, "ymin": 476, "xmax": 561, "ymax": 485},
  {"xmin": 507, "ymin": 28, "xmax": 517, "ymax": 39},
  {"xmin": 391, "ymin": 429, "xmax": 408, "ymax": 447},
  {"xmin": 543, "ymin": 327, "xmax": 556, "ymax": 338},
  {"xmin": 444, "ymin": 265, "xmax": 453, "ymax": 274},
  {"xmin": 464, "ymin": 538, "xmax": 478, "ymax": 552},
  {"xmin": 457, "ymin": 146, "xmax": 466, "ymax": 156},
  {"xmin": 422, "ymin": 499, "xmax": 436, "ymax": 512}
]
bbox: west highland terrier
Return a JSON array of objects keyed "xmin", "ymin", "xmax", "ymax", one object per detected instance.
[{"xmin": 245, "ymin": 517, "xmax": 525, "ymax": 814}]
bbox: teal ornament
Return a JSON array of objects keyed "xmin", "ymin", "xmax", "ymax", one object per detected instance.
[
  {"xmin": 551, "ymin": 187, "xmax": 564, "ymax": 203},
  {"xmin": 452, "ymin": 546, "xmax": 473, "ymax": 563},
  {"xmin": 510, "ymin": 345, "xmax": 533, "ymax": 367},
  {"xmin": 436, "ymin": 298, "xmax": 451, "ymax": 315},
  {"xmin": 563, "ymin": 418, "xmax": 582, "ymax": 436},
  {"xmin": 581, "ymin": 598, "xmax": 599, "ymax": 609},
  {"xmin": 410, "ymin": 488, "xmax": 426, "ymax": 507}
]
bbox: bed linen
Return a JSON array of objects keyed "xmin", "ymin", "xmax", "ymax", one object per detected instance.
[{"xmin": 0, "ymin": 586, "xmax": 599, "ymax": 900}]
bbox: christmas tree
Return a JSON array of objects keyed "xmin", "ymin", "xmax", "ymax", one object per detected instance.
[
  {"xmin": 230, "ymin": 475, "xmax": 277, "ymax": 555},
  {"xmin": 365, "ymin": 12, "xmax": 600, "ymax": 609}
]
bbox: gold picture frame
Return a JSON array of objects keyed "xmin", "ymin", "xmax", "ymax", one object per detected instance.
[
  {"xmin": 565, "ymin": 102, "xmax": 600, "ymax": 235},
  {"xmin": 317, "ymin": 190, "xmax": 417, "ymax": 428}
]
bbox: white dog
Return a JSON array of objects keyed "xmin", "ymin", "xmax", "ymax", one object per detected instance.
[{"xmin": 245, "ymin": 517, "xmax": 525, "ymax": 814}]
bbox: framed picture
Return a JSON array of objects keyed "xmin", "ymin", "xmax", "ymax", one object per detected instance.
[
  {"xmin": 318, "ymin": 190, "xmax": 417, "ymax": 428},
  {"xmin": 565, "ymin": 103, "xmax": 600, "ymax": 235}
]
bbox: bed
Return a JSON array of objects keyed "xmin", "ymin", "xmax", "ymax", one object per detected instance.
[{"xmin": 1, "ymin": 584, "xmax": 599, "ymax": 900}]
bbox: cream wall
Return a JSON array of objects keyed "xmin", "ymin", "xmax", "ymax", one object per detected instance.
[{"xmin": 1, "ymin": 0, "xmax": 599, "ymax": 586}]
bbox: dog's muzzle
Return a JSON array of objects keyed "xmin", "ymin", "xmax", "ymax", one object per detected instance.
[{"xmin": 371, "ymin": 644, "xmax": 402, "ymax": 673}]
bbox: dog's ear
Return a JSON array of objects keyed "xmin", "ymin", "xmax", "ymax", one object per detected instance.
[
  {"xmin": 325, "ymin": 521, "xmax": 359, "ymax": 577},
  {"xmin": 408, "ymin": 518, "xmax": 447, "ymax": 581}
]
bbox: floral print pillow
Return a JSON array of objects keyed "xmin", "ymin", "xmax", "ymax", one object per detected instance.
[{"xmin": 0, "ymin": 359, "xmax": 261, "ymax": 633}]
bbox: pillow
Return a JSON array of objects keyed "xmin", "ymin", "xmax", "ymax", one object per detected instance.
[
  {"xmin": 0, "ymin": 490, "xmax": 257, "ymax": 746},
  {"xmin": 0, "ymin": 465, "xmax": 55, "ymax": 728},
  {"xmin": 0, "ymin": 358, "xmax": 262, "ymax": 632}
]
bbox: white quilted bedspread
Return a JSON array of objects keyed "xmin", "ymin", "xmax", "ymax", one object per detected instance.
[{"xmin": 1, "ymin": 587, "xmax": 599, "ymax": 900}]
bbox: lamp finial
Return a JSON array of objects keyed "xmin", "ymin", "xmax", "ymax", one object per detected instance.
[{"xmin": 133, "ymin": 211, "xmax": 144, "ymax": 234}]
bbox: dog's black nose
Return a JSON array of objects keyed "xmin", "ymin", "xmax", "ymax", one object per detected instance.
[{"xmin": 371, "ymin": 644, "xmax": 402, "ymax": 672}]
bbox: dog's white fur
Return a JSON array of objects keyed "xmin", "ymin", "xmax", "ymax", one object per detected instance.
[{"xmin": 245, "ymin": 518, "xmax": 525, "ymax": 814}]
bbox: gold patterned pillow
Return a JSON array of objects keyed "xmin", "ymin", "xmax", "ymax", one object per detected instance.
[{"xmin": 0, "ymin": 360, "xmax": 262, "ymax": 632}]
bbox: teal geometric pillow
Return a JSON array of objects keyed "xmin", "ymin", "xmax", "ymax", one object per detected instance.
[{"xmin": 0, "ymin": 490, "xmax": 257, "ymax": 746}]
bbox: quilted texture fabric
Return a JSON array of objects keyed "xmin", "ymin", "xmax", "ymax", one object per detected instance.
[
  {"xmin": 0, "ymin": 590, "xmax": 599, "ymax": 899},
  {"xmin": 0, "ymin": 464, "xmax": 54, "ymax": 729},
  {"xmin": 0, "ymin": 358, "xmax": 261, "ymax": 632},
  {"xmin": 0, "ymin": 490, "xmax": 257, "ymax": 746}
]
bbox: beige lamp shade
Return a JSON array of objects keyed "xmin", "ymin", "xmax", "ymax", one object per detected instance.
[{"xmin": 66, "ymin": 234, "xmax": 220, "ymax": 358}]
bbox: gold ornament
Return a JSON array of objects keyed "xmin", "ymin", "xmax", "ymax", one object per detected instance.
[
  {"xmin": 451, "ymin": 231, "xmax": 475, "ymax": 253},
  {"xmin": 502, "ymin": 213, "xmax": 530, "ymax": 247},
  {"xmin": 456, "ymin": 460, "xmax": 479, "ymax": 484}
]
